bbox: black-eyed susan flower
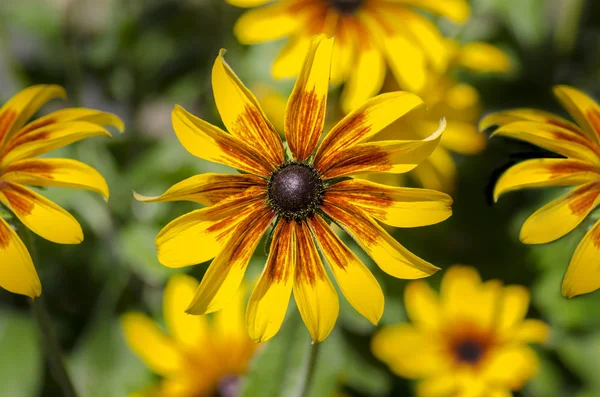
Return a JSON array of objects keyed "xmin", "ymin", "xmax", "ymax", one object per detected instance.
[
  {"xmin": 0, "ymin": 85, "xmax": 122, "ymax": 298},
  {"xmin": 230, "ymin": 0, "xmax": 470, "ymax": 112},
  {"xmin": 372, "ymin": 266, "xmax": 549, "ymax": 397},
  {"xmin": 374, "ymin": 40, "xmax": 511, "ymax": 192},
  {"xmin": 482, "ymin": 86, "xmax": 600, "ymax": 298},
  {"xmin": 136, "ymin": 34, "xmax": 452, "ymax": 343},
  {"xmin": 122, "ymin": 274, "xmax": 257, "ymax": 397}
]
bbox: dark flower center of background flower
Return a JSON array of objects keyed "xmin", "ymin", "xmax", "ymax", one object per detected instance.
[
  {"xmin": 268, "ymin": 162, "xmax": 324, "ymax": 221},
  {"xmin": 327, "ymin": 0, "xmax": 364, "ymax": 14},
  {"xmin": 455, "ymin": 340, "xmax": 484, "ymax": 364}
]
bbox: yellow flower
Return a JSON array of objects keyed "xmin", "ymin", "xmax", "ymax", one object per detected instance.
[
  {"xmin": 230, "ymin": 0, "xmax": 470, "ymax": 113},
  {"xmin": 0, "ymin": 85, "xmax": 122, "ymax": 298},
  {"xmin": 136, "ymin": 35, "xmax": 452, "ymax": 343},
  {"xmin": 374, "ymin": 40, "xmax": 511, "ymax": 192},
  {"xmin": 122, "ymin": 274, "xmax": 257, "ymax": 397},
  {"xmin": 372, "ymin": 266, "xmax": 549, "ymax": 397},
  {"xmin": 482, "ymin": 85, "xmax": 600, "ymax": 298}
]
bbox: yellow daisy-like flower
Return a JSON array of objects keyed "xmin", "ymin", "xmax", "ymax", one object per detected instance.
[
  {"xmin": 136, "ymin": 35, "xmax": 452, "ymax": 343},
  {"xmin": 122, "ymin": 274, "xmax": 257, "ymax": 397},
  {"xmin": 0, "ymin": 85, "xmax": 122, "ymax": 298},
  {"xmin": 372, "ymin": 266, "xmax": 549, "ymax": 397},
  {"xmin": 375, "ymin": 40, "xmax": 511, "ymax": 192},
  {"xmin": 230, "ymin": 0, "xmax": 470, "ymax": 112},
  {"xmin": 482, "ymin": 85, "xmax": 600, "ymax": 298}
]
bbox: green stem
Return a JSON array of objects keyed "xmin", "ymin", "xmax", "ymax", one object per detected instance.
[
  {"xmin": 30, "ymin": 297, "xmax": 78, "ymax": 397},
  {"xmin": 299, "ymin": 338, "xmax": 321, "ymax": 397}
]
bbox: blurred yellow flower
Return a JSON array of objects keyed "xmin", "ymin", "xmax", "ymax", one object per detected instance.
[
  {"xmin": 0, "ymin": 85, "xmax": 122, "ymax": 298},
  {"xmin": 230, "ymin": 0, "xmax": 470, "ymax": 113},
  {"xmin": 482, "ymin": 85, "xmax": 600, "ymax": 298},
  {"xmin": 374, "ymin": 40, "xmax": 511, "ymax": 192},
  {"xmin": 136, "ymin": 34, "xmax": 452, "ymax": 343},
  {"xmin": 122, "ymin": 274, "xmax": 257, "ymax": 397},
  {"xmin": 372, "ymin": 266, "xmax": 549, "ymax": 397}
]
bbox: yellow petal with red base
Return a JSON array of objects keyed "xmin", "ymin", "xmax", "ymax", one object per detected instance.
[
  {"xmin": 234, "ymin": 5, "xmax": 302, "ymax": 44},
  {"xmin": 285, "ymin": 34, "xmax": 334, "ymax": 162},
  {"xmin": 309, "ymin": 215, "xmax": 384, "ymax": 325},
  {"xmin": 186, "ymin": 207, "xmax": 275, "ymax": 315},
  {"xmin": 561, "ymin": 219, "xmax": 600, "ymax": 298},
  {"xmin": 326, "ymin": 179, "xmax": 452, "ymax": 227},
  {"xmin": 133, "ymin": 173, "xmax": 264, "ymax": 206},
  {"xmin": 171, "ymin": 105, "xmax": 274, "ymax": 176},
  {"xmin": 316, "ymin": 91, "xmax": 425, "ymax": 167},
  {"xmin": 0, "ymin": 183, "xmax": 82, "ymax": 244},
  {"xmin": 2, "ymin": 158, "xmax": 110, "ymax": 200},
  {"xmin": 212, "ymin": 50, "xmax": 284, "ymax": 167},
  {"xmin": 520, "ymin": 181, "xmax": 600, "ymax": 244},
  {"xmin": 121, "ymin": 313, "xmax": 182, "ymax": 375},
  {"xmin": 293, "ymin": 222, "xmax": 339, "ymax": 343},
  {"xmin": 163, "ymin": 274, "xmax": 208, "ymax": 348},
  {"xmin": 480, "ymin": 108, "xmax": 581, "ymax": 134},
  {"xmin": 553, "ymin": 85, "xmax": 600, "ymax": 143},
  {"xmin": 247, "ymin": 220, "xmax": 296, "ymax": 343},
  {"xmin": 0, "ymin": 217, "xmax": 40, "ymax": 298},
  {"xmin": 0, "ymin": 85, "xmax": 66, "ymax": 146},
  {"xmin": 494, "ymin": 158, "xmax": 600, "ymax": 202},
  {"xmin": 323, "ymin": 199, "xmax": 440, "ymax": 279}
]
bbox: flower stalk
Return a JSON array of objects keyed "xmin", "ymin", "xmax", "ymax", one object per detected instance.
[{"xmin": 298, "ymin": 338, "xmax": 321, "ymax": 397}]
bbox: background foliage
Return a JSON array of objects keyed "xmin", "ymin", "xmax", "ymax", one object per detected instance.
[{"xmin": 1, "ymin": 0, "xmax": 600, "ymax": 396}]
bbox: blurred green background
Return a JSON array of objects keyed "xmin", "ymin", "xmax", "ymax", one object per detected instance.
[{"xmin": 1, "ymin": 0, "xmax": 600, "ymax": 396}]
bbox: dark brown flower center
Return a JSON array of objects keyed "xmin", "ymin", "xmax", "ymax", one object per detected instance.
[
  {"xmin": 267, "ymin": 162, "xmax": 324, "ymax": 221},
  {"xmin": 455, "ymin": 340, "xmax": 484, "ymax": 364},
  {"xmin": 327, "ymin": 0, "xmax": 364, "ymax": 14}
]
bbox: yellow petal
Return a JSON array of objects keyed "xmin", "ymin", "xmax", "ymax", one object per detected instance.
[
  {"xmin": 316, "ymin": 91, "xmax": 425, "ymax": 167},
  {"xmin": 121, "ymin": 313, "xmax": 182, "ymax": 375},
  {"xmin": 309, "ymin": 215, "xmax": 384, "ymax": 325},
  {"xmin": 0, "ymin": 85, "xmax": 66, "ymax": 147},
  {"xmin": 482, "ymin": 346, "xmax": 539, "ymax": 390},
  {"xmin": 214, "ymin": 285, "xmax": 254, "ymax": 356},
  {"xmin": 272, "ymin": 35, "xmax": 311, "ymax": 80},
  {"xmin": 553, "ymin": 85, "xmax": 600, "ymax": 143},
  {"xmin": 0, "ymin": 183, "xmax": 82, "ymax": 244},
  {"xmin": 455, "ymin": 42, "xmax": 511, "ymax": 73},
  {"xmin": 2, "ymin": 158, "xmax": 110, "ymax": 200},
  {"xmin": 561, "ymin": 219, "xmax": 600, "ymax": 297},
  {"xmin": 479, "ymin": 108, "xmax": 581, "ymax": 133},
  {"xmin": 246, "ymin": 220, "xmax": 295, "ymax": 342},
  {"xmin": 212, "ymin": 50, "xmax": 284, "ymax": 167},
  {"xmin": 490, "ymin": 120, "xmax": 600, "ymax": 167},
  {"xmin": 440, "ymin": 266, "xmax": 482, "ymax": 320},
  {"xmin": 293, "ymin": 222, "xmax": 339, "ymax": 343},
  {"xmin": 439, "ymin": 120, "xmax": 486, "ymax": 155},
  {"xmin": 513, "ymin": 319, "xmax": 550, "ymax": 343},
  {"xmin": 318, "ymin": 118, "xmax": 445, "ymax": 178},
  {"xmin": 0, "ymin": 218, "xmax": 40, "ymax": 297},
  {"xmin": 226, "ymin": 0, "xmax": 270, "ymax": 8},
  {"xmin": 234, "ymin": 5, "xmax": 302, "ymax": 44},
  {"xmin": 494, "ymin": 158, "xmax": 600, "ymax": 202},
  {"xmin": 417, "ymin": 375, "xmax": 456, "ymax": 397},
  {"xmin": 163, "ymin": 274, "xmax": 208, "ymax": 348},
  {"xmin": 156, "ymin": 193, "xmax": 265, "ymax": 268},
  {"xmin": 371, "ymin": 323, "xmax": 448, "ymax": 378},
  {"xmin": 0, "ymin": 121, "xmax": 112, "ymax": 168},
  {"xmin": 329, "ymin": 21, "xmax": 355, "ymax": 87},
  {"xmin": 391, "ymin": 0, "xmax": 470, "ymax": 23},
  {"xmin": 285, "ymin": 34, "xmax": 334, "ymax": 162},
  {"xmin": 410, "ymin": 147, "xmax": 457, "ymax": 193},
  {"xmin": 404, "ymin": 280, "xmax": 440, "ymax": 330},
  {"xmin": 186, "ymin": 207, "xmax": 275, "ymax": 315},
  {"xmin": 133, "ymin": 173, "xmax": 265, "ymax": 206},
  {"xmin": 520, "ymin": 181, "xmax": 600, "ymax": 244},
  {"xmin": 326, "ymin": 178, "xmax": 452, "ymax": 227},
  {"xmin": 340, "ymin": 41, "xmax": 386, "ymax": 114},
  {"xmin": 171, "ymin": 105, "xmax": 273, "ymax": 176},
  {"xmin": 497, "ymin": 285, "xmax": 530, "ymax": 333},
  {"xmin": 323, "ymin": 199, "xmax": 440, "ymax": 279},
  {"xmin": 381, "ymin": 32, "xmax": 427, "ymax": 93}
]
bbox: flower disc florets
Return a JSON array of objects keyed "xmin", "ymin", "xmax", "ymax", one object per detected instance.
[
  {"xmin": 267, "ymin": 162, "xmax": 324, "ymax": 222},
  {"xmin": 455, "ymin": 340, "xmax": 484, "ymax": 364},
  {"xmin": 327, "ymin": 0, "xmax": 364, "ymax": 13}
]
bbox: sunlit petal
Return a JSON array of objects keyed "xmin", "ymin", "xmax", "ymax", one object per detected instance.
[
  {"xmin": 561, "ymin": 219, "xmax": 600, "ymax": 298},
  {"xmin": 0, "ymin": 218, "xmax": 40, "ymax": 298}
]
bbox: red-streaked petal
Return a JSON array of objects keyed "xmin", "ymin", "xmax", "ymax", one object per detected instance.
[
  {"xmin": 322, "ymin": 198, "xmax": 440, "ymax": 279},
  {"xmin": 171, "ymin": 105, "xmax": 274, "ymax": 176},
  {"xmin": 326, "ymin": 179, "xmax": 452, "ymax": 227},
  {"xmin": 480, "ymin": 108, "xmax": 582, "ymax": 134},
  {"xmin": 246, "ymin": 220, "xmax": 296, "ymax": 342},
  {"xmin": 185, "ymin": 206, "xmax": 275, "ymax": 315},
  {"xmin": 212, "ymin": 50, "xmax": 284, "ymax": 167},
  {"xmin": 133, "ymin": 173, "xmax": 265, "ymax": 206},
  {"xmin": 285, "ymin": 34, "xmax": 334, "ymax": 162},
  {"xmin": 293, "ymin": 221, "xmax": 339, "ymax": 342},
  {"xmin": 553, "ymin": 85, "xmax": 600, "ymax": 144},
  {"xmin": 0, "ymin": 217, "xmax": 40, "ymax": 298}
]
